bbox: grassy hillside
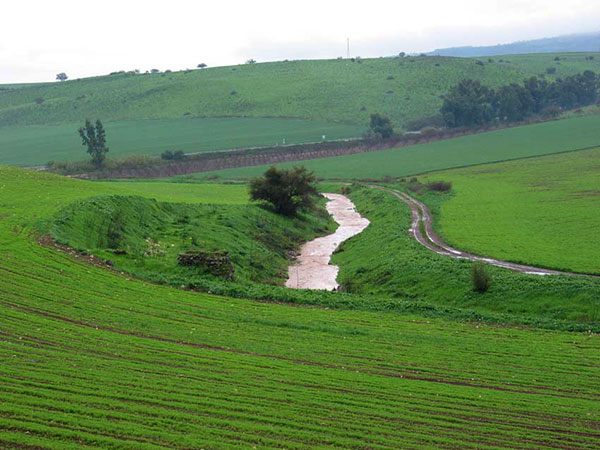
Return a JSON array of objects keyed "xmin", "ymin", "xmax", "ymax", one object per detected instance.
[
  {"xmin": 2, "ymin": 53, "xmax": 599, "ymax": 167},
  {"xmin": 0, "ymin": 117, "xmax": 362, "ymax": 167},
  {"xmin": 2, "ymin": 53, "xmax": 599, "ymax": 129},
  {"xmin": 50, "ymin": 194, "xmax": 333, "ymax": 285},
  {"xmin": 332, "ymin": 186, "xmax": 600, "ymax": 325},
  {"xmin": 1, "ymin": 166, "xmax": 599, "ymax": 448},
  {"xmin": 183, "ymin": 115, "xmax": 600, "ymax": 180},
  {"xmin": 420, "ymin": 147, "xmax": 600, "ymax": 274}
]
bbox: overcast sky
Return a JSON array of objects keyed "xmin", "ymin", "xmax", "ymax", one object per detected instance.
[{"xmin": 2, "ymin": 0, "xmax": 600, "ymax": 83}]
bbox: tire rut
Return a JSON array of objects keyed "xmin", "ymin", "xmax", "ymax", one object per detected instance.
[{"xmin": 374, "ymin": 186, "xmax": 600, "ymax": 279}]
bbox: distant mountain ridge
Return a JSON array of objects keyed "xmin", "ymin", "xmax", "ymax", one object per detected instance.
[{"xmin": 428, "ymin": 32, "xmax": 600, "ymax": 57}]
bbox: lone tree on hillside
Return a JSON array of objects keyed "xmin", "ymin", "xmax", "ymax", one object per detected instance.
[
  {"xmin": 369, "ymin": 113, "xmax": 394, "ymax": 139},
  {"xmin": 249, "ymin": 166, "xmax": 318, "ymax": 216},
  {"xmin": 246, "ymin": 59, "xmax": 256, "ymax": 64},
  {"xmin": 197, "ymin": 63, "xmax": 207, "ymax": 69},
  {"xmin": 56, "ymin": 72, "xmax": 68, "ymax": 81},
  {"xmin": 78, "ymin": 119, "xmax": 109, "ymax": 169}
]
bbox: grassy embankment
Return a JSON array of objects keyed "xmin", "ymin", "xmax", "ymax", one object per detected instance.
[
  {"xmin": 1, "ymin": 166, "xmax": 599, "ymax": 448},
  {"xmin": 331, "ymin": 184, "xmax": 600, "ymax": 328},
  {"xmin": 2, "ymin": 52, "xmax": 599, "ymax": 166},
  {"xmin": 50, "ymin": 194, "xmax": 334, "ymax": 286}
]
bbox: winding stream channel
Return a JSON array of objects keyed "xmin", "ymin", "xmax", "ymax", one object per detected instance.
[{"xmin": 286, "ymin": 193, "xmax": 370, "ymax": 290}]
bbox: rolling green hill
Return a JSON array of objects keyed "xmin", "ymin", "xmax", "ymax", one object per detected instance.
[
  {"xmin": 2, "ymin": 53, "xmax": 599, "ymax": 129},
  {"xmin": 1, "ymin": 166, "xmax": 599, "ymax": 448},
  {"xmin": 2, "ymin": 53, "xmax": 599, "ymax": 167}
]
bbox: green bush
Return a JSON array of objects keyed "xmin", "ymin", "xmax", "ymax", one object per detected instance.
[{"xmin": 472, "ymin": 262, "xmax": 491, "ymax": 293}]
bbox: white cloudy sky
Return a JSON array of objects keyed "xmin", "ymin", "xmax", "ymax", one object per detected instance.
[{"xmin": 2, "ymin": 0, "xmax": 600, "ymax": 83}]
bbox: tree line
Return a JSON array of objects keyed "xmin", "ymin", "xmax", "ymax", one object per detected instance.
[{"xmin": 441, "ymin": 70, "xmax": 599, "ymax": 127}]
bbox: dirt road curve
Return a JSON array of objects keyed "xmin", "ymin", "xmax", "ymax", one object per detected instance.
[
  {"xmin": 286, "ymin": 193, "xmax": 370, "ymax": 290},
  {"xmin": 377, "ymin": 187, "xmax": 600, "ymax": 279}
]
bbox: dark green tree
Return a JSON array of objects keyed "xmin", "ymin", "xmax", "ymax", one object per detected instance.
[
  {"xmin": 56, "ymin": 72, "xmax": 68, "ymax": 81},
  {"xmin": 441, "ymin": 79, "xmax": 496, "ymax": 127},
  {"xmin": 523, "ymin": 76, "xmax": 549, "ymax": 113},
  {"xmin": 369, "ymin": 113, "xmax": 394, "ymax": 139},
  {"xmin": 249, "ymin": 166, "xmax": 318, "ymax": 216},
  {"xmin": 78, "ymin": 119, "xmax": 109, "ymax": 169},
  {"xmin": 496, "ymin": 83, "xmax": 533, "ymax": 122}
]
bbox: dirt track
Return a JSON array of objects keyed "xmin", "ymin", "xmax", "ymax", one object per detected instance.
[
  {"xmin": 286, "ymin": 194, "xmax": 370, "ymax": 290},
  {"xmin": 379, "ymin": 187, "xmax": 600, "ymax": 279}
]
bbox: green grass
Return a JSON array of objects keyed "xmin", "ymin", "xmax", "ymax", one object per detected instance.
[
  {"xmin": 3, "ymin": 53, "xmax": 599, "ymax": 130},
  {"xmin": 331, "ymin": 186, "xmax": 600, "ymax": 327},
  {"xmin": 96, "ymin": 180, "xmax": 250, "ymax": 204},
  {"xmin": 0, "ymin": 117, "xmax": 363, "ymax": 167},
  {"xmin": 419, "ymin": 147, "xmax": 600, "ymax": 275},
  {"xmin": 183, "ymin": 115, "xmax": 600, "ymax": 180},
  {"xmin": 1, "ymin": 166, "xmax": 600, "ymax": 448},
  {"xmin": 49, "ymin": 194, "xmax": 333, "ymax": 285}
]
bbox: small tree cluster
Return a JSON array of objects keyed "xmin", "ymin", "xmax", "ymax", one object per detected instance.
[
  {"xmin": 78, "ymin": 119, "xmax": 109, "ymax": 169},
  {"xmin": 56, "ymin": 72, "xmax": 68, "ymax": 82},
  {"xmin": 369, "ymin": 113, "xmax": 394, "ymax": 139},
  {"xmin": 249, "ymin": 166, "xmax": 318, "ymax": 216},
  {"xmin": 441, "ymin": 70, "xmax": 600, "ymax": 127}
]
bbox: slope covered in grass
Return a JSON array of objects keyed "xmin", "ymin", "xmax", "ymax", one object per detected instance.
[
  {"xmin": 420, "ymin": 147, "xmax": 600, "ymax": 274},
  {"xmin": 1, "ymin": 167, "xmax": 600, "ymax": 448},
  {"xmin": 184, "ymin": 115, "xmax": 600, "ymax": 180},
  {"xmin": 332, "ymin": 186, "xmax": 600, "ymax": 326},
  {"xmin": 0, "ymin": 117, "xmax": 362, "ymax": 167},
  {"xmin": 50, "ymin": 194, "xmax": 333, "ymax": 285},
  {"xmin": 2, "ymin": 53, "xmax": 599, "ymax": 129}
]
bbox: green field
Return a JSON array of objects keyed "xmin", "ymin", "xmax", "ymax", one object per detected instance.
[
  {"xmin": 183, "ymin": 115, "xmax": 600, "ymax": 180},
  {"xmin": 419, "ymin": 147, "xmax": 600, "ymax": 275},
  {"xmin": 1, "ymin": 166, "xmax": 600, "ymax": 448},
  {"xmin": 0, "ymin": 117, "xmax": 362, "ymax": 167},
  {"xmin": 2, "ymin": 53, "xmax": 599, "ymax": 130}
]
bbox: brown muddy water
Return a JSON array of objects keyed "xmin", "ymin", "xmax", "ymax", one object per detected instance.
[{"xmin": 286, "ymin": 193, "xmax": 370, "ymax": 290}]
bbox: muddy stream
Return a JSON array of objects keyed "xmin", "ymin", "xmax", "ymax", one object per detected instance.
[{"xmin": 286, "ymin": 193, "xmax": 370, "ymax": 290}]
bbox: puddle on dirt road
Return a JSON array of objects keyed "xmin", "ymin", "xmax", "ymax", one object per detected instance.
[{"xmin": 286, "ymin": 193, "xmax": 369, "ymax": 290}]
